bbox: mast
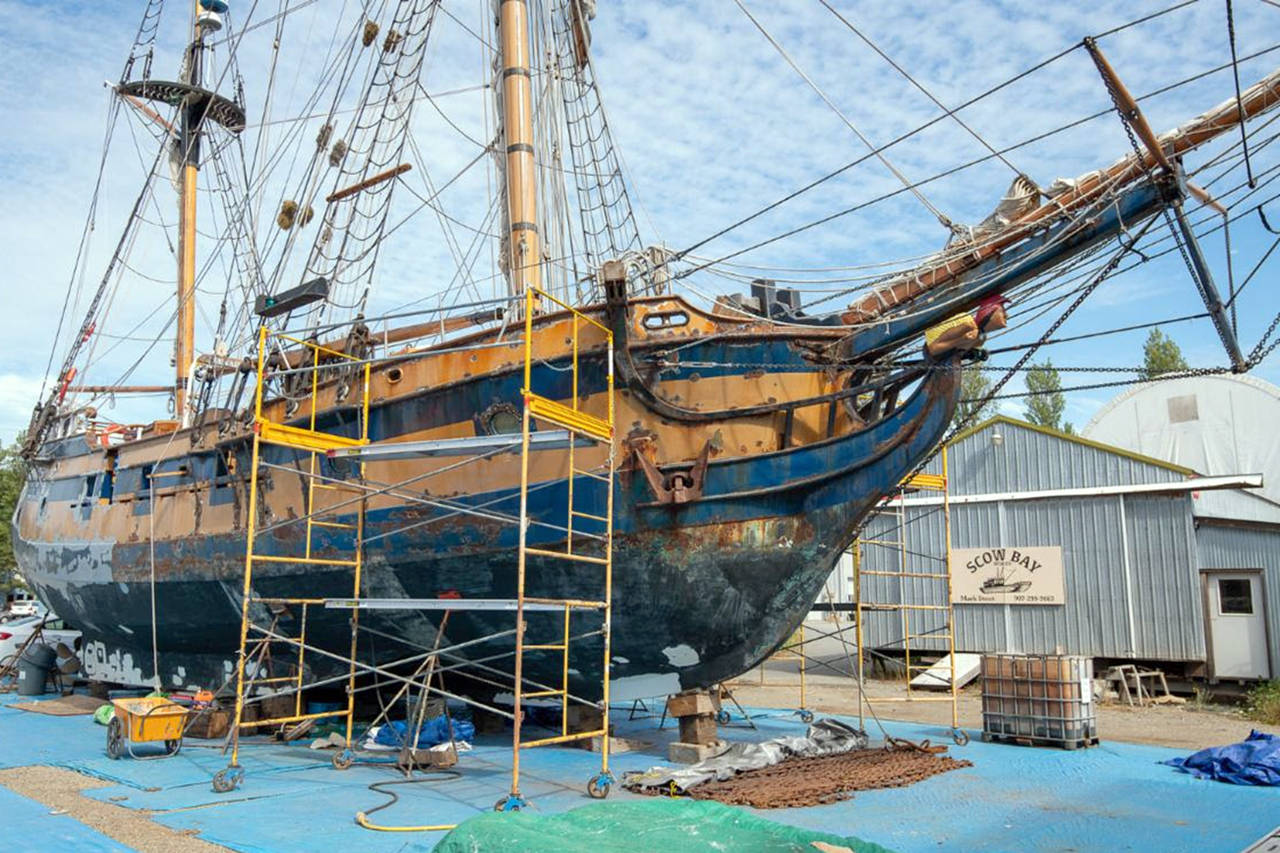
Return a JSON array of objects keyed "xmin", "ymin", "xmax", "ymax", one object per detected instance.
[
  {"xmin": 498, "ymin": 0, "xmax": 543, "ymax": 297},
  {"xmin": 175, "ymin": 1, "xmax": 220, "ymax": 423}
]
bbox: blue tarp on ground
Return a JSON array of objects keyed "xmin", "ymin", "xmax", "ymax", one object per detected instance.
[
  {"xmin": 4, "ymin": 690, "xmax": 1280, "ymax": 852},
  {"xmin": 0, "ymin": 786, "xmax": 129, "ymax": 853},
  {"xmin": 1163, "ymin": 729, "xmax": 1280, "ymax": 785}
]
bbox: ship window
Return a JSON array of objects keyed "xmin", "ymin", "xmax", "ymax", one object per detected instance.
[
  {"xmin": 100, "ymin": 470, "xmax": 114, "ymax": 503},
  {"xmin": 1219, "ymin": 578, "xmax": 1253, "ymax": 615},
  {"xmin": 643, "ymin": 310, "xmax": 689, "ymax": 330},
  {"xmin": 140, "ymin": 464, "xmax": 154, "ymax": 496},
  {"xmin": 82, "ymin": 475, "xmax": 97, "ymax": 505},
  {"xmin": 479, "ymin": 402, "xmax": 521, "ymax": 436}
]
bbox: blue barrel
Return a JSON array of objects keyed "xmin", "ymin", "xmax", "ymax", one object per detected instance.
[{"xmin": 17, "ymin": 643, "xmax": 57, "ymax": 696}]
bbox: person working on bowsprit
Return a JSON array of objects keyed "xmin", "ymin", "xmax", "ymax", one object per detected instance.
[{"xmin": 923, "ymin": 293, "xmax": 1008, "ymax": 360}]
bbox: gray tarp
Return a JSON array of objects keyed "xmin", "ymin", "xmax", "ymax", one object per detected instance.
[{"xmin": 621, "ymin": 718, "xmax": 868, "ymax": 795}]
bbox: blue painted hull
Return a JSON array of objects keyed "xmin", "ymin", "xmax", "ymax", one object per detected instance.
[{"xmin": 15, "ymin": 338, "xmax": 959, "ymax": 699}]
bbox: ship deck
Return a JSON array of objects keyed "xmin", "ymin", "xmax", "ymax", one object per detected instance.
[{"xmin": 1, "ymin": 689, "xmax": 1276, "ymax": 852}]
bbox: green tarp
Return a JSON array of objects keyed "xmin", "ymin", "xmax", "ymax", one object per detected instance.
[{"xmin": 434, "ymin": 798, "xmax": 895, "ymax": 853}]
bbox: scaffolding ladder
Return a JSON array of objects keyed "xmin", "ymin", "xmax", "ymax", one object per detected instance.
[
  {"xmin": 213, "ymin": 286, "xmax": 619, "ymax": 809},
  {"xmin": 214, "ymin": 327, "xmax": 373, "ymax": 793},
  {"xmin": 854, "ymin": 446, "xmax": 966, "ymax": 743}
]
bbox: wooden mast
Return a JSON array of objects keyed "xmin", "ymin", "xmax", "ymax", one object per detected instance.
[
  {"xmin": 174, "ymin": 1, "xmax": 206, "ymax": 424},
  {"xmin": 498, "ymin": 0, "xmax": 543, "ymax": 297}
]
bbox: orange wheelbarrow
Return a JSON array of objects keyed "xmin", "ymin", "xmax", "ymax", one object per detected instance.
[{"xmin": 106, "ymin": 696, "xmax": 188, "ymax": 759}]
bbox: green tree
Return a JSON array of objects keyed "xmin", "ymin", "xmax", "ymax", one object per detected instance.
[
  {"xmin": 1141, "ymin": 328, "xmax": 1189, "ymax": 380},
  {"xmin": 1025, "ymin": 359, "xmax": 1074, "ymax": 434},
  {"xmin": 0, "ymin": 437, "xmax": 26, "ymax": 595},
  {"xmin": 954, "ymin": 367, "xmax": 996, "ymax": 427}
]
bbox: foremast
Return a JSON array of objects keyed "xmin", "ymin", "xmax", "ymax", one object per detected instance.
[{"xmin": 174, "ymin": 1, "xmax": 223, "ymax": 423}]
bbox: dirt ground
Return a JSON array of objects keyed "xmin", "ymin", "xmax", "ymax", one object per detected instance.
[
  {"xmin": 0, "ymin": 765, "xmax": 227, "ymax": 852},
  {"xmin": 731, "ymin": 670, "xmax": 1279, "ymax": 750}
]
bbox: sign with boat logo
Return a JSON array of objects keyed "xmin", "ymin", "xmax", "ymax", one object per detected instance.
[{"xmin": 950, "ymin": 547, "xmax": 1064, "ymax": 605}]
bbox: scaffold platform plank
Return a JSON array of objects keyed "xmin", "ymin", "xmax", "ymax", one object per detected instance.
[
  {"xmin": 322, "ymin": 597, "xmax": 565, "ymax": 612},
  {"xmin": 324, "ymin": 428, "xmax": 590, "ymax": 461}
]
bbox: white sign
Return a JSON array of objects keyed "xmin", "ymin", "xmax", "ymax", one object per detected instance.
[{"xmin": 951, "ymin": 546, "xmax": 1065, "ymax": 605}]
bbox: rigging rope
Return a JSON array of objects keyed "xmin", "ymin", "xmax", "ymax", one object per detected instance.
[
  {"xmin": 732, "ymin": 0, "xmax": 954, "ymax": 230},
  {"xmin": 813, "ymin": 0, "xmax": 1024, "ymax": 181}
]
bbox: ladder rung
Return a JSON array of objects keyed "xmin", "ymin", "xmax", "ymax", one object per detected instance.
[
  {"xmin": 313, "ymin": 482, "xmax": 363, "ymax": 491},
  {"xmin": 523, "ymin": 689, "xmax": 564, "ymax": 699},
  {"xmin": 309, "ymin": 520, "xmax": 356, "ymax": 529},
  {"xmin": 523, "ymin": 644, "xmax": 567, "ymax": 651},
  {"xmin": 524, "ymin": 547, "xmax": 608, "ymax": 565},
  {"xmin": 520, "ymin": 729, "xmax": 606, "ymax": 749},
  {"xmin": 251, "ymin": 554, "xmax": 360, "ymax": 567},
  {"xmin": 573, "ymin": 468, "xmax": 611, "ymax": 483},
  {"xmin": 860, "ymin": 539, "xmax": 904, "ymax": 547},
  {"xmin": 569, "ymin": 510, "xmax": 608, "ymax": 523}
]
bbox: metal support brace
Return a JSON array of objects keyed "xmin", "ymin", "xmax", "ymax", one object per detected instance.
[{"xmin": 1170, "ymin": 202, "xmax": 1247, "ymax": 371}]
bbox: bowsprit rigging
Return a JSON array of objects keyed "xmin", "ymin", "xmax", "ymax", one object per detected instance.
[{"xmin": 12, "ymin": 1, "xmax": 1280, "ymax": 781}]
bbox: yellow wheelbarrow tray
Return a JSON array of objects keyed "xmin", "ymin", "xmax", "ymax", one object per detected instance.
[{"xmin": 106, "ymin": 696, "xmax": 188, "ymax": 760}]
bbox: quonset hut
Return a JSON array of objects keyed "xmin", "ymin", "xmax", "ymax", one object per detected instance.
[{"xmin": 827, "ymin": 383, "xmax": 1279, "ymax": 681}]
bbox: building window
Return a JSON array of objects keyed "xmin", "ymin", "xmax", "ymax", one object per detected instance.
[{"xmin": 1219, "ymin": 578, "xmax": 1253, "ymax": 615}]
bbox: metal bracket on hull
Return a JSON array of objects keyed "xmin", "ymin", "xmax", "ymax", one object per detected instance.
[{"xmin": 627, "ymin": 437, "xmax": 710, "ymax": 504}]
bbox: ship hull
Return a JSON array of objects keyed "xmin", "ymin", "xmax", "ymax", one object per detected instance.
[{"xmin": 14, "ymin": 300, "xmax": 959, "ymax": 700}]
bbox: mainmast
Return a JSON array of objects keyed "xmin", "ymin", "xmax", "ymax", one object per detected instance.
[{"xmin": 497, "ymin": 0, "xmax": 542, "ymax": 296}]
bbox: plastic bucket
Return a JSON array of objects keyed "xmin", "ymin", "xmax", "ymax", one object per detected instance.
[{"xmin": 17, "ymin": 643, "xmax": 57, "ymax": 696}]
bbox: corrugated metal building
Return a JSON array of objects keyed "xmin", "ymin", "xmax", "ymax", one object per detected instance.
[{"xmin": 824, "ymin": 415, "xmax": 1279, "ymax": 680}]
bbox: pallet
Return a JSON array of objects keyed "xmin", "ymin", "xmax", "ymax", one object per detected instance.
[{"xmin": 981, "ymin": 731, "xmax": 1099, "ymax": 750}]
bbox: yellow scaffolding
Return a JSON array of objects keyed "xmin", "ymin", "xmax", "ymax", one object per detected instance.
[
  {"xmin": 854, "ymin": 446, "xmax": 965, "ymax": 743},
  {"xmin": 212, "ymin": 289, "xmax": 619, "ymax": 810}
]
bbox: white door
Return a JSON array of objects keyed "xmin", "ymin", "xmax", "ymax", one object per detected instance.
[{"xmin": 1206, "ymin": 572, "xmax": 1269, "ymax": 679}]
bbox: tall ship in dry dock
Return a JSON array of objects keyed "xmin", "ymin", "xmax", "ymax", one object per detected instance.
[{"xmin": 13, "ymin": 0, "xmax": 1280, "ymax": 700}]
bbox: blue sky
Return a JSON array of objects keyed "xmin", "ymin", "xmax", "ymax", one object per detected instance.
[{"xmin": 0, "ymin": 0, "xmax": 1278, "ymax": 441}]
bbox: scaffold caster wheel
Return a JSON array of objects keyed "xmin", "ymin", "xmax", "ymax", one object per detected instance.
[
  {"xmin": 211, "ymin": 767, "xmax": 243, "ymax": 793},
  {"xmin": 165, "ymin": 738, "xmax": 181, "ymax": 756},
  {"xmin": 951, "ymin": 728, "xmax": 970, "ymax": 746},
  {"xmin": 716, "ymin": 709, "xmax": 731, "ymax": 725},
  {"xmin": 332, "ymin": 749, "xmax": 355, "ymax": 770},
  {"xmin": 798, "ymin": 709, "xmax": 814, "ymax": 723},
  {"xmin": 494, "ymin": 794, "xmax": 528, "ymax": 812},
  {"xmin": 587, "ymin": 772, "xmax": 615, "ymax": 799}
]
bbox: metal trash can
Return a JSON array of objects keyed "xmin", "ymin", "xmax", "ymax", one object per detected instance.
[{"xmin": 17, "ymin": 643, "xmax": 57, "ymax": 696}]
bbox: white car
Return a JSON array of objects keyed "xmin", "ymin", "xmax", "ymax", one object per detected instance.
[
  {"xmin": 0, "ymin": 614, "xmax": 82, "ymax": 663},
  {"xmin": 5, "ymin": 591, "xmax": 43, "ymax": 620}
]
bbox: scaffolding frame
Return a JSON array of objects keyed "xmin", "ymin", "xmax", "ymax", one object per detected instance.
[
  {"xmin": 213, "ymin": 287, "xmax": 619, "ymax": 810},
  {"xmin": 854, "ymin": 446, "xmax": 965, "ymax": 742}
]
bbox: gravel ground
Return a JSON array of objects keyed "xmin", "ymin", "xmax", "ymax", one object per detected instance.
[{"xmin": 0, "ymin": 766, "xmax": 227, "ymax": 853}]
